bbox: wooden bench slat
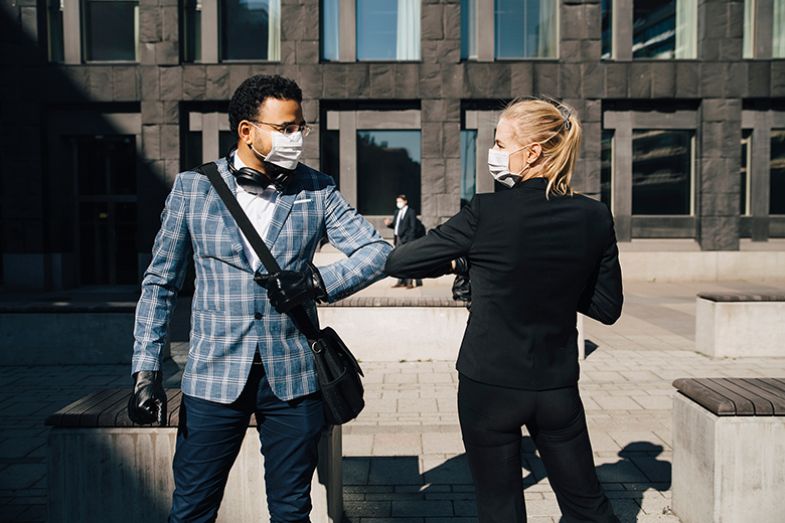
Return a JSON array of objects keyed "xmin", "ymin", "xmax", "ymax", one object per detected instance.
[
  {"xmin": 739, "ymin": 379, "xmax": 785, "ymax": 415},
  {"xmin": 673, "ymin": 379, "xmax": 739, "ymax": 416},
  {"xmin": 89, "ymin": 391, "xmax": 135, "ymax": 427},
  {"xmin": 46, "ymin": 390, "xmax": 116, "ymax": 427},
  {"xmin": 68, "ymin": 390, "xmax": 128, "ymax": 427},
  {"xmin": 698, "ymin": 380, "xmax": 756, "ymax": 415},
  {"xmin": 712, "ymin": 379, "xmax": 774, "ymax": 415}
]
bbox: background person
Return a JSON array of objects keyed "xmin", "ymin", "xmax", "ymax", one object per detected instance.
[
  {"xmin": 385, "ymin": 98, "xmax": 623, "ymax": 523},
  {"xmin": 384, "ymin": 194, "xmax": 419, "ymax": 288}
]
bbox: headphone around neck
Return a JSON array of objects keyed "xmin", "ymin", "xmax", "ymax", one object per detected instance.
[{"xmin": 226, "ymin": 146, "xmax": 293, "ymax": 191}]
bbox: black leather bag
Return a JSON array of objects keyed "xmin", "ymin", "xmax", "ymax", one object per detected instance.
[{"xmin": 198, "ymin": 162, "xmax": 365, "ymax": 425}]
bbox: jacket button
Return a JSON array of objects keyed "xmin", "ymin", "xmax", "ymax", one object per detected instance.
[{"xmin": 254, "ymin": 312, "xmax": 262, "ymax": 320}]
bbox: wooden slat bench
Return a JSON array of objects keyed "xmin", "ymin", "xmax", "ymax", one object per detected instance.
[
  {"xmin": 695, "ymin": 293, "xmax": 785, "ymax": 358},
  {"xmin": 671, "ymin": 378, "xmax": 785, "ymax": 523},
  {"xmin": 46, "ymin": 389, "xmax": 342, "ymax": 523}
]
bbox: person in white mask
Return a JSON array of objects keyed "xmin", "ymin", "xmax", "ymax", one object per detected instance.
[
  {"xmin": 130, "ymin": 74, "xmax": 391, "ymax": 522},
  {"xmin": 385, "ymin": 98, "xmax": 622, "ymax": 523}
]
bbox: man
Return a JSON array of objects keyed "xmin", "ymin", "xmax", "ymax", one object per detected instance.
[
  {"xmin": 383, "ymin": 194, "xmax": 420, "ymax": 288},
  {"xmin": 129, "ymin": 75, "xmax": 391, "ymax": 522}
]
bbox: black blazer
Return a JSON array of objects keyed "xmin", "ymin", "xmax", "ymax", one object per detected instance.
[
  {"xmin": 385, "ymin": 177, "xmax": 623, "ymax": 390},
  {"xmin": 387, "ymin": 207, "xmax": 417, "ymax": 244}
]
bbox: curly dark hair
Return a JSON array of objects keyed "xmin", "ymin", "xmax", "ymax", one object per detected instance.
[{"xmin": 228, "ymin": 75, "xmax": 303, "ymax": 136}]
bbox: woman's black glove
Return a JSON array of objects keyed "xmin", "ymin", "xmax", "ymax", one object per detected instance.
[
  {"xmin": 128, "ymin": 370, "xmax": 167, "ymax": 426},
  {"xmin": 451, "ymin": 257, "xmax": 471, "ymax": 308},
  {"xmin": 255, "ymin": 263, "xmax": 328, "ymax": 314}
]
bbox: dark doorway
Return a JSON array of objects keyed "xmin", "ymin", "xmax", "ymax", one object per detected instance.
[{"xmin": 70, "ymin": 135, "xmax": 138, "ymax": 285}]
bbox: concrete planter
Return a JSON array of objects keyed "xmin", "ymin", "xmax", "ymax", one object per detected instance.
[
  {"xmin": 672, "ymin": 394, "xmax": 785, "ymax": 523},
  {"xmin": 47, "ymin": 426, "xmax": 342, "ymax": 523},
  {"xmin": 695, "ymin": 295, "xmax": 785, "ymax": 358}
]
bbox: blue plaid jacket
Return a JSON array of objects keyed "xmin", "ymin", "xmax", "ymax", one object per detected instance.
[{"xmin": 132, "ymin": 158, "xmax": 391, "ymax": 403}]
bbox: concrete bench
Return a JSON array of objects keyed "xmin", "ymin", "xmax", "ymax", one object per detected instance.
[
  {"xmin": 0, "ymin": 302, "xmax": 168, "ymax": 365},
  {"xmin": 46, "ymin": 389, "xmax": 342, "ymax": 523},
  {"xmin": 672, "ymin": 377, "xmax": 785, "ymax": 523},
  {"xmin": 695, "ymin": 293, "xmax": 785, "ymax": 358}
]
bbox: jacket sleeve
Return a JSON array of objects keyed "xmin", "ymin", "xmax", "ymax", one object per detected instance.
[
  {"xmin": 577, "ymin": 213, "xmax": 624, "ymax": 325},
  {"xmin": 132, "ymin": 173, "xmax": 193, "ymax": 374},
  {"xmin": 385, "ymin": 196, "xmax": 479, "ymax": 278},
  {"xmin": 399, "ymin": 209, "xmax": 416, "ymax": 243},
  {"xmin": 317, "ymin": 185, "xmax": 393, "ymax": 302}
]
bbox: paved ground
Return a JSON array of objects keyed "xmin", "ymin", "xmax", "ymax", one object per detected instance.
[{"xmin": 2, "ymin": 279, "xmax": 785, "ymax": 522}]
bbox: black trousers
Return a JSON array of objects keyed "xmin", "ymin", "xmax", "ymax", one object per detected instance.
[{"xmin": 458, "ymin": 374, "xmax": 618, "ymax": 523}]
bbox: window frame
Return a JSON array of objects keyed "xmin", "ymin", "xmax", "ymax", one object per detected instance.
[{"xmin": 603, "ymin": 108, "xmax": 699, "ymax": 240}]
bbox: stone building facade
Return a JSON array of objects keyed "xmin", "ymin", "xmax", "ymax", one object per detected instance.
[{"xmin": 1, "ymin": 0, "xmax": 783, "ymax": 289}]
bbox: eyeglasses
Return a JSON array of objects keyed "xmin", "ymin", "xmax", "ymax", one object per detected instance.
[{"xmin": 249, "ymin": 120, "xmax": 312, "ymax": 137}]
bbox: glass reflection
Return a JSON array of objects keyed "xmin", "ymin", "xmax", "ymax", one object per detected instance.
[
  {"xmin": 357, "ymin": 130, "xmax": 421, "ymax": 215},
  {"xmin": 632, "ymin": 0, "xmax": 696, "ymax": 59},
  {"xmin": 494, "ymin": 0, "xmax": 557, "ymax": 59},
  {"xmin": 631, "ymin": 130, "xmax": 692, "ymax": 215},
  {"xmin": 83, "ymin": 0, "xmax": 139, "ymax": 62},
  {"xmin": 770, "ymin": 130, "xmax": 785, "ymax": 214}
]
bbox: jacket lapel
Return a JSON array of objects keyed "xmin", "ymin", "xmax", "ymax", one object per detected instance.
[
  {"xmin": 264, "ymin": 191, "xmax": 295, "ymax": 249},
  {"xmin": 209, "ymin": 160, "xmax": 254, "ymax": 271}
]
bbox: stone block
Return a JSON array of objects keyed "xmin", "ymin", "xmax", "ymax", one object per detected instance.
[
  {"xmin": 143, "ymin": 124, "xmax": 161, "ymax": 160},
  {"xmin": 112, "ymin": 66, "xmax": 139, "ymax": 101},
  {"xmin": 229, "ymin": 65, "xmax": 253, "ymax": 93},
  {"xmin": 141, "ymin": 101, "xmax": 163, "ymax": 124},
  {"xmin": 419, "ymin": 63, "xmax": 443, "ymax": 98},
  {"xmin": 435, "ymin": 39, "xmax": 461, "ymax": 64},
  {"xmin": 699, "ymin": 216, "xmax": 740, "ymax": 251},
  {"xmin": 700, "ymin": 191, "xmax": 740, "ymax": 217},
  {"xmin": 156, "ymin": 41, "xmax": 180, "ymax": 66},
  {"xmin": 393, "ymin": 63, "xmax": 420, "ymax": 98},
  {"xmin": 442, "ymin": 121, "xmax": 460, "ymax": 159},
  {"xmin": 604, "ymin": 62, "xmax": 628, "ymax": 98},
  {"xmin": 421, "ymin": 122, "xmax": 444, "ymax": 158},
  {"xmin": 445, "ymin": 158, "xmax": 462, "ymax": 193},
  {"xmin": 701, "ymin": 38, "xmax": 722, "ymax": 62},
  {"xmin": 561, "ymin": 4, "xmax": 588, "ymax": 40},
  {"xmin": 560, "ymin": 40, "xmax": 583, "ymax": 64},
  {"xmin": 139, "ymin": 42, "xmax": 157, "ymax": 65},
  {"xmin": 746, "ymin": 61, "xmax": 770, "ymax": 97},
  {"xmin": 719, "ymin": 37, "xmax": 742, "ymax": 61},
  {"xmin": 724, "ymin": 61, "xmax": 746, "ymax": 97},
  {"xmin": 700, "ymin": 122, "xmax": 726, "ymax": 159},
  {"xmin": 673, "ymin": 395, "xmax": 785, "ymax": 522},
  {"xmin": 700, "ymin": 158, "xmax": 737, "ymax": 193},
  {"xmin": 281, "ymin": 3, "xmax": 306, "ymax": 40},
  {"xmin": 701, "ymin": 62, "xmax": 725, "ymax": 98},
  {"xmin": 422, "ymin": 158, "xmax": 447, "ymax": 194},
  {"xmin": 296, "ymin": 40, "xmax": 319, "ymax": 64},
  {"xmin": 421, "ymin": 3, "xmax": 444, "ymax": 40},
  {"xmin": 205, "ymin": 65, "xmax": 230, "ymax": 99},
  {"xmin": 88, "ymin": 66, "xmax": 114, "ymax": 101},
  {"xmin": 443, "ymin": 3, "xmax": 461, "ymax": 40},
  {"xmin": 577, "ymin": 62, "xmax": 601, "ymax": 99},
  {"xmin": 322, "ymin": 64, "xmax": 348, "ymax": 97},
  {"xmin": 702, "ymin": 99, "xmax": 741, "ymax": 123},
  {"xmin": 160, "ymin": 67, "xmax": 182, "ymax": 101},
  {"xmin": 651, "ymin": 62, "xmax": 675, "ymax": 98},
  {"xmin": 771, "ymin": 61, "xmax": 785, "ymax": 97},
  {"xmin": 694, "ymin": 296, "xmax": 785, "ymax": 358},
  {"xmin": 280, "ymin": 41, "xmax": 297, "ymax": 65},
  {"xmin": 436, "ymin": 193, "xmax": 459, "ymax": 217},
  {"xmin": 161, "ymin": 6, "xmax": 178, "ymax": 42},
  {"xmin": 369, "ymin": 64, "xmax": 395, "ymax": 98},
  {"xmin": 138, "ymin": 6, "xmax": 162, "ymax": 43},
  {"xmin": 559, "ymin": 63, "xmax": 582, "ymax": 98},
  {"xmin": 159, "ymin": 125, "xmax": 180, "ymax": 160},
  {"xmin": 532, "ymin": 63, "xmax": 559, "ymax": 97},
  {"xmin": 628, "ymin": 62, "xmax": 652, "ymax": 98},
  {"xmin": 48, "ymin": 426, "xmax": 342, "ymax": 523},
  {"xmin": 441, "ymin": 65, "xmax": 464, "ymax": 99},
  {"xmin": 182, "ymin": 65, "xmax": 206, "ymax": 100},
  {"xmin": 700, "ymin": 1, "xmax": 727, "ymax": 40},
  {"xmin": 345, "ymin": 64, "xmax": 369, "ymax": 97},
  {"xmin": 465, "ymin": 63, "xmax": 510, "ymax": 98},
  {"xmin": 582, "ymin": 122, "xmax": 601, "ymax": 156},
  {"xmin": 674, "ymin": 61, "xmax": 700, "ymax": 98},
  {"xmin": 298, "ymin": 65, "xmax": 323, "ymax": 99}
]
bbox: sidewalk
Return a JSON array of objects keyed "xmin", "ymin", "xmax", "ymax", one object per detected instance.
[{"xmin": 2, "ymin": 279, "xmax": 785, "ymax": 522}]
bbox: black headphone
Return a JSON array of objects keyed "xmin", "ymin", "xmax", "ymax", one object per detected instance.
[{"xmin": 226, "ymin": 145, "xmax": 293, "ymax": 191}]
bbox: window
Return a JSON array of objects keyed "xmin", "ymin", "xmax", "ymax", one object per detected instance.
[
  {"xmin": 461, "ymin": 0, "xmax": 557, "ymax": 60},
  {"xmin": 631, "ymin": 130, "xmax": 693, "ymax": 215},
  {"xmin": 322, "ymin": 0, "xmax": 421, "ymax": 62},
  {"xmin": 47, "ymin": 0, "xmax": 65, "ymax": 62},
  {"xmin": 743, "ymin": 0, "xmax": 785, "ymax": 59},
  {"xmin": 357, "ymin": 131, "xmax": 421, "ymax": 215},
  {"xmin": 603, "ymin": 0, "xmax": 697, "ymax": 60},
  {"xmin": 183, "ymin": 111, "xmax": 234, "ymax": 169},
  {"xmin": 771, "ymin": 130, "xmax": 785, "ymax": 214},
  {"xmin": 741, "ymin": 131, "xmax": 751, "ymax": 216},
  {"xmin": 183, "ymin": 0, "xmax": 281, "ymax": 62},
  {"xmin": 601, "ymin": 130, "xmax": 613, "ymax": 209},
  {"xmin": 82, "ymin": 0, "xmax": 140, "ymax": 62},
  {"xmin": 460, "ymin": 130, "xmax": 477, "ymax": 207}
]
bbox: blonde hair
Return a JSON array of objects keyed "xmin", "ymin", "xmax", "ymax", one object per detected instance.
[{"xmin": 500, "ymin": 97, "xmax": 582, "ymax": 197}]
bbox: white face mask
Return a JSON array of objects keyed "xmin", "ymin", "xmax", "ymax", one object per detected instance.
[
  {"xmin": 396, "ymin": 201, "xmax": 405, "ymax": 209},
  {"xmin": 250, "ymin": 125, "xmax": 303, "ymax": 171},
  {"xmin": 488, "ymin": 146, "xmax": 531, "ymax": 188}
]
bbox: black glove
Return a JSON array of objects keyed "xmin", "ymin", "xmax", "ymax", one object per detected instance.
[
  {"xmin": 127, "ymin": 370, "xmax": 167, "ymax": 426},
  {"xmin": 452, "ymin": 256, "xmax": 469, "ymax": 276},
  {"xmin": 256, "ymin": 263, "xmax": 328, "ymax": 314},
  {"xmin": 451, "ymin": 257, "xmax": 471, "ymax": 308}
]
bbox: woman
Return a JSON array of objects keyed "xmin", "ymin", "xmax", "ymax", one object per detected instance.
[{"xmin": 385, "ymin": 98, "xmax": 622, "ymax": 523}]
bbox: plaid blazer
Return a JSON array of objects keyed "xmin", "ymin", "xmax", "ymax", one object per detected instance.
[{"xmin": 132, "ymin": 158, "xmax": 391, "ymax": 403}]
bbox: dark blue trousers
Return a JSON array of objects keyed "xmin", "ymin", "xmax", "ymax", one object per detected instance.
[{"xmin": 169, "ymin": 359, "xmax": 325, "ymax": 523}]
